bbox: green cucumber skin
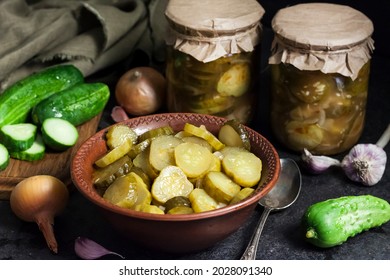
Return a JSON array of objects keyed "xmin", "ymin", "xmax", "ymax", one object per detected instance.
[
  {"xmin": 31, "ymin": 82, "xmax": 110, "ymax": 126},
  {"xmin": 303, "ymin": 195, "xmax": 390, "ymax": 248},
  {"xmin": 9, "ymin": 135, "xmax": 45, "ymax": 161},
  {"xmin": 0, "ymin": 65, "xmax": 84, "ymax": 128},
  {"xmin": 0, "ymin": 143, "xmax": 10, "ymax": 170},
  {"xmin": 0, "ymin": 123, "xmax": 37, "ymax": 152},
  {"xmin": 41, "ymin": 118, "xmax": 79, "ymax": 151}
]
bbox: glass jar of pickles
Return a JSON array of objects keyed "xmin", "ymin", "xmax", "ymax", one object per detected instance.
[
  {"xmin": 269, "ymin": 3, "xmax": 374, "ymax": 155},
  {"xmin": 164, "ymin": 0, "xmax": 265, "ymax": 124}
]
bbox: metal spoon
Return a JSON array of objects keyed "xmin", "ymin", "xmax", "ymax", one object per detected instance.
[{"xmin": 240, "ymin": 158, "xmax": 302, "ymax": 260}]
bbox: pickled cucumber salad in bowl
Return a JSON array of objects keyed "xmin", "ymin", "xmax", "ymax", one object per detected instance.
[{"xmin": 71, "ymin": 113, "xmax": 280, "ymax": 253}]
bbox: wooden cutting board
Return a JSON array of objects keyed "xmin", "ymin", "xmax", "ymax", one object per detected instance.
[{"xmin": 0, "ymin": 114, "xmax": 102, "ymax": 200}]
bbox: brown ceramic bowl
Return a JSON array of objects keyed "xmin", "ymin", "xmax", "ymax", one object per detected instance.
[{"xmin": 71, "ymin": 113, "xmax": 280, "ymax": 254}]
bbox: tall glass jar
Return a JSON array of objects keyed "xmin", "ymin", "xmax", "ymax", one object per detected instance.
[
  {"xmin": 164, "ymin": 0, "xmax": 265, "ymax": 124},
  {"xmin": 269, "ymin": 3, "xmax": 374, "ymax": 155}
]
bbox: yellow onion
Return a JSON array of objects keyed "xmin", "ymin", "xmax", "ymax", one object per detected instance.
[
  {"xmin": 115, "ymin": 67, "xmax": 166, "ymax": 116},
  {"xmin": 10, "ymin": 175, "xmax": 69, "ymax": 253}
]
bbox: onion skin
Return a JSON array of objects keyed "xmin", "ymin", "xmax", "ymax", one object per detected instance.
[
  {"xmin": 10, "ymin": 175, "xmax": 69, "ymax": 253},
  {"xmin": 115, "ymin": 67, "xmax": 166, "ymax": 116}
]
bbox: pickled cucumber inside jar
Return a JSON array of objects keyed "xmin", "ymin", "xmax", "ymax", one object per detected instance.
[
  {"xmin": 344, "ymin": 61, "xmax": 370, "ymax": 96},
  {"xmin": 319, "ymin": 87, "xmax": 353, "ymax": 118},
  {"xmin": 282, "ymin": 64, "xmax": 333, "ymax": 104},
  {"xmin": 166, "ymin": 48, "xmax": 256, "ymax": 123},
  {"xmin": 217, "ymin": 63, "xmax": 251, "ymax": 97},
  {"xmin": 289, "ymin": 104, "xmax": 325, "ymax": 123},
  {"xmin": 187, "ymin": 92, "xmax": 235, "ymax": 115},
  {"xmin": 285, "ymin": 120, "xmax": 324, "ymax": 151},
  {"xmin": 270, "ymin": 62, "xmax": 369, "ymax": 155},
  {"xmin": 268, "ymin": 3, "xmax": 373, "ymax": 155}
]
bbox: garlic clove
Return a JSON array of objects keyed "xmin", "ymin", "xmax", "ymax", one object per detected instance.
[
  {"xmin": 341, "ymin": 143, "xmax": 387, "ymax": 186},
  {"xmin": 74, "ymin": 237, "xmax": 124, "ymax": 260},
  {"xmin": 111, "ymin": 106, "xmax": 129, "ymax": 123},
  {"xmin": 301, "ymin": 148, "xmax": 341, "ymax": 174}
]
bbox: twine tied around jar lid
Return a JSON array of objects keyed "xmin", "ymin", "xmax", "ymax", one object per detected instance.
[
  {"xmin": 165, "ymin": 0, "xmax": 265, "ymax": 63},
  {"xmin": 268, "ymin": 3, "xmax": 374, "ymax": 80}
]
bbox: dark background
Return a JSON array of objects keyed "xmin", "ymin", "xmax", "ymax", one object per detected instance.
[{"xmin": 0, "ymin": 0, "xmax": 389, "ymax": 260}]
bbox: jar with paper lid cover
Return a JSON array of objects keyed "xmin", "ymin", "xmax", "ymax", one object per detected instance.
[
  {"xmin": 164, "ymin": 0, "xmax": 265, "ymax": 124},
  {"xmin": 269, "ymin": 3, "xmax": 374, "ymax": 155}
]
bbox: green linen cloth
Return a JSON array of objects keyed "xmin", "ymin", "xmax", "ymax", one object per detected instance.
[{"xmin": 0, "ymin": 0, "xmax": 168, "ymax": 91}]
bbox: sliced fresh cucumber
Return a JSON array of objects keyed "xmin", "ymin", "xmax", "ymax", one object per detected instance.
[
  {"xmin": 0, "ymin": 123, "xmax": 37, "ymax": 151},
  {"xmin": 0, "ymin": 143, "xmax": 10, "ymax": 170},
  {"xmin": 41, "ymin": 118, "xmax": 79, "ymax": 151},
  {"xmin": 10, "ymin": 134, "xmax": 45, "ymax": 161}
]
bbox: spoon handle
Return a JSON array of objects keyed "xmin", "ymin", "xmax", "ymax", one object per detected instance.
[{"xmin": 240, "ymin": 207, "xmax": 272, "ymax": 260}]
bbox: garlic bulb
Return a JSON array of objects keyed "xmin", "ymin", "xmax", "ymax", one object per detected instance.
[
  {"xmin": 301, "ymin": 123, "xmax": 389, "ymax": 186},
  {"xmin": 341, "ymin": 143, "xmax": 387, "ymax": 186},
  {"xmin": 341, "ymin": 124, "xmax": 389, "ymax": 186},
  {"xmin": 301, "ymin": 148, "xmax": 341, "ymax": 174}
]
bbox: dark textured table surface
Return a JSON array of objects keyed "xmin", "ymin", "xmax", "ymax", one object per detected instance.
[{"xmin": 1, "ymin": 1, "xmax": 389, "ymax": 261}]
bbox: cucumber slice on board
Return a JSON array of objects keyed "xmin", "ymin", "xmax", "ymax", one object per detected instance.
[
  {"xmin": 0, "ymin": 123, "xmax": 37, "ymax": 151},
  {"xmin": 41, "ymin": 118, "xmax": 79, "ymax": 151},
  {"xmin": 10, "ymin": 134, "xmax": 45, "ymax": 161},
  {"xmin": 0, "ymin": 143, "xmax": 10, "ymax": 170}
]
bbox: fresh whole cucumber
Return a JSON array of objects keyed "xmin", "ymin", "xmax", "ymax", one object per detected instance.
[
  {"xmin": 303, "ymin": 195, "xmax": 390, "ymax": 248},
  {"xmin": 31, "ymin": 82, "xmax": 110, "ymax": 126},
  {"xmin": 0, "ymin": 65, "xmax": 84, "ymax": 128}
]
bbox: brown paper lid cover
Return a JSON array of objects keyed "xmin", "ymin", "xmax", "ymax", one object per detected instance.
[
  {"xmin": 165, "ymin": 0, "xmax": 265, "ymax": 62},
  {"xmin": 269, "ymin": 3, "xmax": 374, "ymax": 79}
]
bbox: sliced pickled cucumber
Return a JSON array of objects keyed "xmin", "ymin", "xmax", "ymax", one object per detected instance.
[
  {"xmin": 203, "ymin": 171, "xmax": 241, "ymax": 204},
  {"xmin": 218, "ymin": 146, "xmax": 249, "ymax": 158},
  {"xmin": 223, "ymin": 98, "xmax": 253, "ymax": 126},
  {"xmin": 222, "ymin": 150, "xmax": 262, "ymax": 187},
  {"xmin": 138, "ymin": 126, "xmax": 174, "ymax": 142},
  {"xmin": 285, "ymin": 121, "xmax": 324, "ymax": 151},
  {"xmin": 183, "ymin": 123, "xmax": 225, "ymax": 151},
  {"xmin": 164, "ymin": 196, "xmax": 191, "ymax": 213},
  {"xmin": 134, "ymin": 204, "xmax": 165, "ymax": 214},
  {"xmin": 149, "ymin": 135, "xmax": 183, "ymax": 173},
  {"xmin": 133, "ymin": 148, "xmax": 159, "ymax": 180},
  {"xmin": 289, "ymin": 104, "xmax": 325, "ymax": 123},
  {"xmin": 127, "ymin": 139, "xmax": 151, "ymax": 159},
  {"xmin": 94, "ymin": 138, "xmax": 133, "ymax": 168},
  {"xmin": 167, "ymin": 206, "xmax": 194, "ymax": 215},
  {"xmin": 218, "ymin": 119, "xmax": 251, "ymax": 150},
  {"xmin": 188, "ymin": 93, "xmax": 235, "ymax": 115},
  {"xmin": 106, "ymin": 124, "xmax": 138, "ymax": 149},
  {"xmin": 208, "ymin": 153, "xmax": 222, "ymax": 172},
  {"xmin": 189, "ymin": 188, "xmax": 218, "ymax": 213},
  {"xmin": 229, "ymin": 187, "xmax": 255, "ymax": 205},
  {"xmin": 181, "ymin": 136, "xmax": 213, "ymax": 151},
  {"xmin": 320, "ymin": 91, "xmax": 352, "ymax": 118},
  {"xmin": 129, "ymin": 165, "xmax": 152, "ymax": 190},
  {"xmin": 217, "ymin": 63, "xmax": 251, "ymax": 97},
  {"xmin": 174, "ymin": 130, "xmax": 191, "ymax": 139},
  {"xmin": 345, "ymin": 61, "xmax": 370, "ymax": 96},
  {"xmin": 151, "ymin": 165, "xmax": 194, "ymax": 204},
  {"xmin": 93, "ymin": 154, "xmax": 133, "ymax": 193},
  {"xmin": 289, "ymin": 79, "xmax": 329, "ymax": 103},
  {"xmin": 283, "ymin": 66, "xmax": 331, "ymax": 103},
  {"xmin": 174, "ymin": 142, "xmax": 213, "ymax": 178},
  {"xmin": 103, "ymin": 172, "xmax": 152, "ymax": 209}
]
